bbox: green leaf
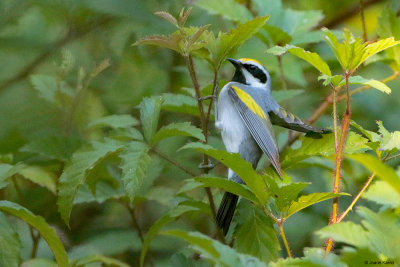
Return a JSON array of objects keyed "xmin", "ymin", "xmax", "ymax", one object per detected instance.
[
  {"xmin": 0, "ymin": 164, "xmax": 21, "ymax": 189},
  {"xmin": 262, "ymin": 25, "xmax": 292, "ymax": 46},
  {"xmin": 0, "ymin": 201, "xmax": 68, "ymax": 267},
  {"xmin": 180, "ymin": 143, "xmax": 270, "ymax": 204},
  {"xmin": 317, "ymin": 221, "xmax": 369, "ymax": 248},
  {"xmin": 88, "ymin": 114, "xmax": 139, "ymax": 129},
  {"xmin": 133, "ymin": 33, "xmax": 184, "ymax": 53},
  {"xmin": 140, "ymin": 206, "xmax": 199, "ymax": 267},
  {"xmin": 195, "ymin": 0, "xmax": 252, "ymax": 23},
  {"xmin": 287, "ymin": 47, "xmax": 331, "ymax": 76},
  {"xmin": 151, "ymin": 122, "xmax": 205, "ymax": 144},
  {"xmin": 318, "ymin": 74, "xmax": 342, "ymax": 87},
  {"xmin": 74, "ymin": 182, "xmax": 124, "ymax": 205},
  {"xmin": 376, "ymin": 121, "xmax": 400, "ymax": 151},
  {"xmin": 363, "ymin": 181, "xmax": 400, "ymax": 208},
  {"xmin": 234, "ymin": 202, "xmax": 279, "ymax": 262},
  {"xmin": 154, "ymin": 11, "xmax": 178, "ymax": 27},
  {"xmin": 204, "ymin": 16, "xmax": 269, "ymax": 68},
  {"xmin": 161, "ymin": 93, "xmax": 199, "ymax": 116},
  {"xmin": 18, "ymin": 165, "xmax": 56, "ymax": 194},
  {"xmin": 21, "ymin": 135, "xmax": 82, "ymax": 161},
  {"xmin": 377, "ymin": 8, "xmax": 400, "ymax": 71},
  {"xmin": 0, "ymin": 212, "xmax": 21, "ymax": 267},
  {"xmin": 30, "ymin": 75, "xmax": 69, "ymax": 105},
  {"xmin": 191, "ymin": 176, "xmax": 258, "ymax": 203},
  {"xmin": 272, "ymin": 182, "xmax": 309, "ymax": 212},
  {"xmin": 119, "ymin": 142, "xmax": 152, "ymax": 201},
  {"xmin": 139, "ymin": 96, "xmax": 163, "ymax": 142},
  {"xmin": 338, "ymin": 76, "xmax": 392, "ymax": 94},
  {"xmin": 346, "ymin": 154, "xmax": 400, "ymax": 194},
  {"xmin": 57, "ymin": 139, "xmax": 123, "ymax": 225},
  {"xmin": 162, "ymin": 230, "xmax": 268, "ymax": 267},
  {"xmin": 271, "ymin": 89, "xmax": 304, "ymax": 102},
  {"xmin": 285, "ymin": 192, "xmax": 349, "ymax": 220},
  {"xmin": 70, "ymin": 255, "xmax": 129, "ymax": 267},
  {"xmin": 282, "ymin": 132, "xmax": 369, "ymax": 167}
]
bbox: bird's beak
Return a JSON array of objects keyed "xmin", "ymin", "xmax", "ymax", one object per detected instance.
[{"xmin": 227, "ymin": 58, "xmax": 241, "ymax": 69}]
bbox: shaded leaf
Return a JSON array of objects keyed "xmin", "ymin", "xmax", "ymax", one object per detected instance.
[
  {"xmin": 18, "ymin": 165, "xmax": 56, "ymax": 194},
  {"xmin": 57, "ymin": 139, "xmax": 123, "ymax": 225},
  {"xmin": 119, "ymin": 142, "xmax": 151, "ymax": 201},
  {"xmin": 151, "ymin": 122, "xmax": 205, "ymax": 145},
  {"xmin": 0, "ymin": 212, "xmax": 21, "ymax": 267},
  {"xmin": 70, "ymin": 254, "xmax": 129, "ymax": 267},
  {"xmin": 0, "ymin": 201, "xmax": 68, "ymax": 267},
  {"xmin": 271, "ymin": 89, "xmax": 303, "ymax": 103},
  {"xmin": 139, "ymin": 96, "xmax": 163, "ymax": 142},
  {"xmin": 162, "ymin": 230, "xmax": 268, "ymax": 267},
  {"xmin": 88, "ymin": 114, "xmax": 139, "ymax": 129},
  {"xmin": 195, "ymin": 0, "xmax": 252, "ymax": 23},
  {"xmin": 162, "ymin": 93, "xmax": 199, "ymax": 116},
  {"xmin": 317, "ymin": 221, "xmax": 369, "ymax": 248},
  {"xmin": 21, "ymin": 259, "xmax": 57, "ymax": 267},
  {"xmin": 133, "ymin": 33, "xmax": 184, "ymax": 53}
]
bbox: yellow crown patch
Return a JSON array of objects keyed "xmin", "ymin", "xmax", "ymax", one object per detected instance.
[{"xmin": 239, "ymin": 58, "xmax": 262, "ymax": 65}]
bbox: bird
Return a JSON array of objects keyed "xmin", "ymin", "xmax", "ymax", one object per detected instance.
[{"xmin": 214, "ymin": 58, "xmax": 330, "ymax": 235}]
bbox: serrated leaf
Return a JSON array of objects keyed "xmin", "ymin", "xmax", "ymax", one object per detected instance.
[
  {"xmin": 88, "ymin": 114, "xmax": 139, "ymax": 129},
  {"xmin": 139, "ymin": 96, "xmax": 163, "ymax": 142},
  {"xmin": 180, "ymin": 143, "xmax": 270, "ymax": 204},
  {"xmin": 195, "ymin": 0, "xmax": 252, "ymax": 23},
  {"xmin": 271, "ymin": 89, "xmax": 303, "ymax": 102},
  {"xmin": 192, "ymin": 176, "xmax": 258, "ymax": 203},
  {"xmin": 285, "ymin": 192, "xmax": 349, "ymax": 220},
  {"xmin": 0, "ymin": 164, "xmax": 21, "ymax": 189},
  {"xmin": 377, "ymin": 8, "xmax": 400, "ymax": 71},
  {"xmin": 272, "ymin": 182, "xmax": 309, "ymax": 212},
  {"xmin": 0, "ymin": 201, "xmax": 68, "ymax": 267},
  {"xmin": 350, "ymin": 120, "xmax": 379, "ymax": 142},
  {"xmin": 282, "ymin": 132, "xmax": 369, "ymax": 168},
  {"xmin": 0, "ymin": 212, "xmax": 21, "ymax": 267},
  {"xmin": 151, "ymin": 122, "xmax": 205, "ymax": 145},
  {"xmin": 363, "ymin": 181, "xmax": 400, "ymax": 208},
  {"xmin": 30, "ymin": 75, "xmax": 59, "ymax": 104},
  {"xmin": 318, "ymin": 74, "xmax": 342, "ymax": 87},
  {"xmin": 377, "ymin": 121, "xmax": 400, "ymax": 151},
  {"xmin": 162, "ymin": 230, "xmax": 268, "ymax": 267},
  {"xmin": 161, "ymin": 93, "xmax": 199, "ymax": 116},
  {"xmin": 234, "ymin": 202, "xmax": 279, "ymax": 262},
  {"xmin": 154, "ymin": 11, "xmax": 178, "ymax": 26},
  {"xmin": 338, "ymin": 76, "xmax": 391, "ymax": 94},
  {"xmin": 57, "ymin": 140, "xmax": 123, "ymax": 225},
  {"xmin": 288, "ymin": 47, "xmax": 331, "ymax": 76},
  {"xmin": 140, "ymin": 206, "xmax": 199, "ymax": 267},
  {"xmin": 18, "ymin": 165, "xmax": 56, "ymax": 194},
  {"xmin": 346, "ymin": 153, "xmax": 400, "ymax": 194},
  {"xmin": 119, "ymin": 142, "xmax": 151, "ymax": 201},
  {"xmin": 205, "ymin": 16, "xmax": 269, "ymax": 68},
  {"xmin": 133, "ymin": 33, "xmax": 184, "ymax": 53},
  {"xmin": 317, "ymin": 221, "xmax": 369, "ymax": 248},
  {"xmin": 74, "ymin": 182, "xmax": 124, "ymax": 205}
]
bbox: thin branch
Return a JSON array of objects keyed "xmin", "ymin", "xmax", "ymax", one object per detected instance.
[
  {"xmin": 29, "ymin": 227, "xmax": 40, "ymax": 259},
  {"xmin": 360, "ymin": 0, "xmax": 368, "ymax": 42},
  {"xmin": 151, "ymin": 148, "xmax": 198, "ymax": 177},
  {"xmin": 0, "ymin": 16, "xmax": 113, "ymax": 93},
  {"xmin": 126, "ymin": 203, "xmax": 145, "ymax": 243},
  {"xmin": 337, "ymin": 173, "xmax": 375, "ymax": 223},
  {"xmin": 277, "ymin": 55, "xmax": 288, "ymax": 90},
  {"xmin": 386, "ymin": 153, "xmax": 400, "ymax": 161}
]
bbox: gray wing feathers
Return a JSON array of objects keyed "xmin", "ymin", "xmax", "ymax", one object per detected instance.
[{"xmin": 228, "ymin": 87, "xmax": 282, "ymax": 177}]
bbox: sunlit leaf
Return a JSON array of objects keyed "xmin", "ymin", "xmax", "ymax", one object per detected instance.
[
  {"xmin": 0, "ymin": 201, "xmax": 68, "ymax": 267},
  {"xmin": 317, "ymin": 221, "xmax": 369, "ymax": 248},
  {"xmin": 287, "ymin": 47, "xmax": 331, "ymax": 76},
  {"xmin": 285, "ymin": 192, "xmax": 349, "ymax": 220},
  {"xmin": 346, "ymin": 154, "xmax": 400, "ymax": 194},
  {"xmin": 18, "ymin": 165, "xmax": 57, "ymax": 194},
  {"xmin": 363, "ymin": 180, "xmax": 400, "ymax": 208},
  {"xmin": 338, "ymin": 76, "xmax": 391, "ymax": 94}
]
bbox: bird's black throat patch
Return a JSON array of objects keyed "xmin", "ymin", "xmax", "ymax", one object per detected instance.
[{"xmin": 231, "ymin": 69, "xmax": 247, "ymax": 84}]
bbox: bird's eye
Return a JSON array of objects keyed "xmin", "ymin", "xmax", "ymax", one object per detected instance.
[{"xmin": 249, "ymin": 65, "xmax": 257, "ymax": 71}]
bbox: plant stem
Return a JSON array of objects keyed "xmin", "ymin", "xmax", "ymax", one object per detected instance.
[
  {"xmin": 152, "ymin": 148, "xmax": 198, "ymax": 177},
  {"xmin": 326, "ymin": 73, "xmax": 352, "ymax": 253},
  {"xmin": 185, "ymin": 55, "xmax": 217, "ymax": 218},
  {"xmin": 277, "ymin": 56, "xmax": 288, "ymax": 90},
  {"xmin": 278, "ymin": 221, "xmax": 292, "ymax": 258},
  {"xmin": 360, "ymin": 0, "xmax": 368, "ymax": 42},
  {"xmin": 337, "ymin": 173, "xmax": 375, "ymax": 223},
  {"xmin": 29, "ymin": 227, "xmax": 40, "ymax": 259},
  {"xmin": 127, "ymin": 204, "xmax": 145, "ymax": 243}
]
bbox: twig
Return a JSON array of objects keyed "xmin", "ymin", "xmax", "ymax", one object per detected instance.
[
  {"xmin": 277, "ymin": 56, "xmax": 288, "ymax": 90},
  {"xmin": 151, "ymin": 148, "xmax": 198, "ymax": 177},
  {"xmin": 29, "ymin": 227, "xmax": 40, "ymax": 259},
  {"xmin": 126, "ymin": 203, "xmax": 145, "ymax": 243},
  {"xmin": 360, "ymin": 0, "xmax": 368, "ymax": 42},
  {"xmin": 337, "ymin": 173, "xmax": 375, "ymax": 223}
]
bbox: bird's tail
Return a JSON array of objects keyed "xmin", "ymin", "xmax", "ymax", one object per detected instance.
[{"xmin": 216, "ymin": 192, "xmax": 239, "ymax": 235}]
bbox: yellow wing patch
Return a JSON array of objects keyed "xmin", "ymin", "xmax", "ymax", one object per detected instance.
[
  {"xmin": 239, "ymin": 58, "xmax": 262, "ymax": 65},
  {"xmin": 231, "ymin": 86, "xmax": 267, "ymax": 119}
]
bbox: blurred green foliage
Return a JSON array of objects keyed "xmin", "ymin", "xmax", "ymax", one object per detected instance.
[{"xmin": 0, "ymin": 0, "xmax": 400, "ymax": 266}]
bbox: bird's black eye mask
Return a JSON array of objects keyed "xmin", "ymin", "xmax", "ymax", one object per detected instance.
[{"xmin": 243, "ymin": 64, "xmax": 267, "ymax": 84}]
